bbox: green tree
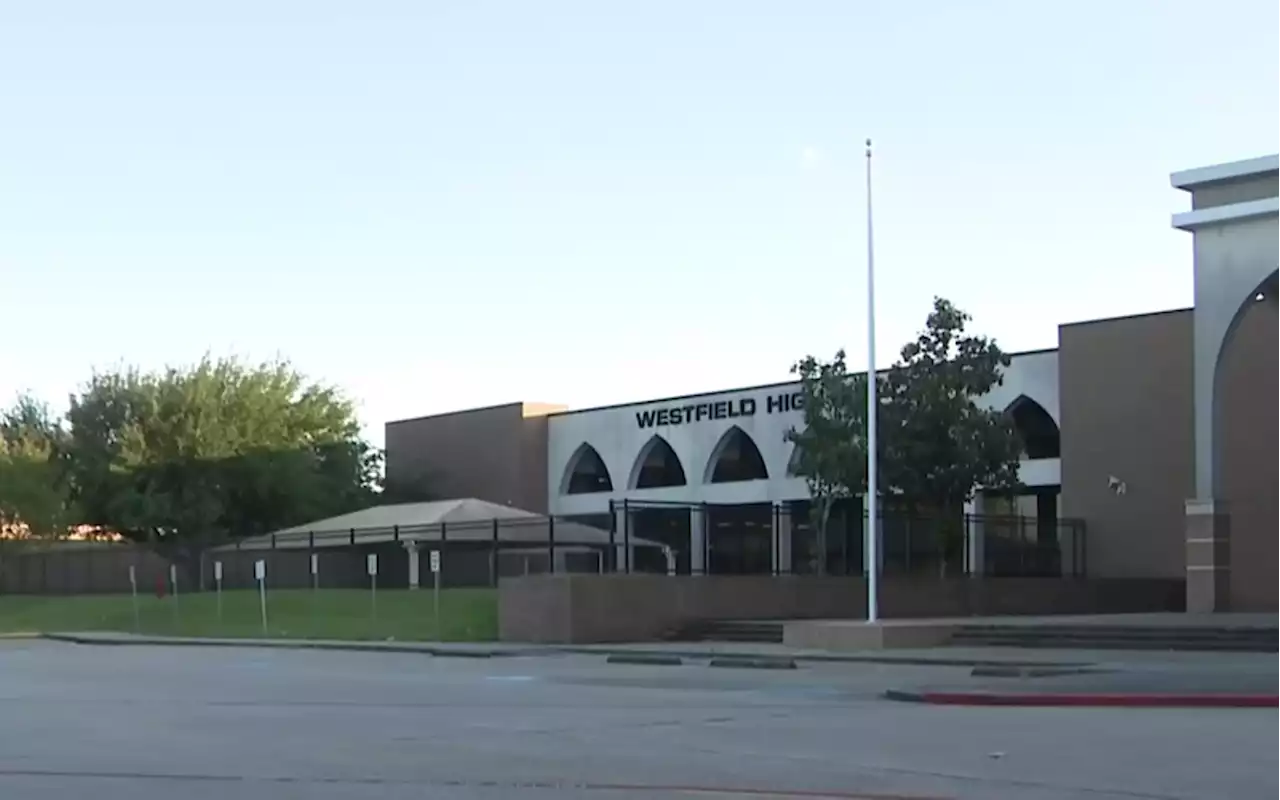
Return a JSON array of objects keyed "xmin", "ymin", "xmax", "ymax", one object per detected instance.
[
  {"xmin": 785, "ymin": 351, "xmax": 867, "ymax": 575},
  {"xmin": 879, "ymin": 298, "xmax": 1022, "ymax": 572},
  {"xmin": 61, "ymin": 357, "xmax": 383, "ymax": 571},
  {"xmin": 0, "ymin": 394, "xmax": 77, "ymax": 537},
  {"xmin": 788, "ymin": 297, "xmax": 1023, "ymax": 574}
]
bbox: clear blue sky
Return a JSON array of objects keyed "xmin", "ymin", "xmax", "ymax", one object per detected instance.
[{"xmin": 2, "ymin": 1, "xmax": 1277, "ymax": 445}]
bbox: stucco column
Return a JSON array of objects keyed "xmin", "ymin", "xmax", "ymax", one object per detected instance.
[
  {"xmin": 963, "ymin": 498, "xmax": 985, "ymax": 576},
  {"xmin": 689, "ymin": 506, "xmax": 706, "ymax": 575},
  {"xmin": 1173, "ymin": 157, "xmax": 1279, "ymax": 612},
  {"xmin": 404, "ymin": 541, "xmax": 420, "ymax": 589},
  {"xmin": 1184, "ymin": 499, "xmax": 1231, "ymax": 613},
  {"xmin": 771, "ymin": 506, "xmax": 793, "ymax": 574}
]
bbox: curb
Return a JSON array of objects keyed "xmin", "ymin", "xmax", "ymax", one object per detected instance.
[
  {"xmin": 606, "ymin": 654, "xmax": 685, "ymax": 666},
  {"xmin": 558, "ymin": 646, "xmax": 1089, "ymax": 669},
  {"xmin": 969, "ymin": 665, "xmax": 1104, "ymax": 678},
  {"xmin": 37, "ymin": 633, "xmax": 515, "ymax": 659},
  {"xmin": 883, "ymin": 689, "xmax": 1280, "ymax": 708},
  {"xmin": 35, "ymin": 633, "xmax": 1094, "ymax": 670},
  {"xmin": 709, "ymin": 656, "xmax": 798, "ymax": 670}
]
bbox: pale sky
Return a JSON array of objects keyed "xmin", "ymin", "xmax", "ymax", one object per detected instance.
[{"xmin": 2, "ymin": 0, "xmax": 1277, "ymax": 446}]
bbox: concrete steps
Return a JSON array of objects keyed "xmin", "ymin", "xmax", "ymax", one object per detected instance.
[
  {"xmin": 949, "ymin": 624, "xmax": 1278, "ymax": 653},
  {"xmin": 678, "ymin": 620, "xmax": 785, "ymax": 644}
]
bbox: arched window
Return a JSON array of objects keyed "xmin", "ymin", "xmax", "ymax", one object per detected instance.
[
  {"xmin": 1007, "ymin": 396, "xmax": 1061, "ymax": 460},
  {"xmin": 561, "ymin": 443, "xmax": 613, "ymax": 494},
  {"xmin": 629, "ymin": 436, "xmax": 687, "ymax": 489},
  {"xmin": 705, "ymin": 426, "xmax": 769, "ymax": 483}
]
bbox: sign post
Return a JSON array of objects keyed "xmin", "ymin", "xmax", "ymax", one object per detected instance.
[
  {"xmin": 168, "ymin": 563, "xmax": 180, "ymax": 630},
  {"xmin": 213, "ymin": 560, "xmax": 224, "ymax": 623},
  {"xmin": 310, "ymin": 552, "xmax": 320, "ymax": 626},
  {"xmin": 128, "ymin": 565, "xmax": 140, "ymax": 633},
  {"xmin": 254, "ymin": 559, "xmax": 268, "ymax": 635},
  {"xmin": 367, "ymin": 553, "xmax": 378, "ymax": 620},
  {"xmin": 430, "ymin": 549, "xmax": 441, "ymax": 639}
]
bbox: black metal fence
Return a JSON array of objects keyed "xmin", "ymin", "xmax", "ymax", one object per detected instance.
[
  {"xmin": 0, "ymin": 502, "xmax": 1086, "ymax": 596},
  {"xmin": 611, "ymin": 498, "xmax": 1086, "ymax": 580}
]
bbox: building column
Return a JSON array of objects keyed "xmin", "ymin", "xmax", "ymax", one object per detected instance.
[
  {"xmin": 771, "ymin": 505, "xmax": 793, "ymax": 574},
  {"xmin": 1169, "ymin": 158, "xmax": 1280, "ymax": 612},
  {"xmin": 689, "ymin": 506, "xmax": 706, "ymax": 575},
  {"xmin": 405, "ymin": 541, "xmax": 420, "ymax": 589},
  {"xmin": 963, "ymin": 498, "xmax": 985, "ymax": 576},
  {"xmin": 1185, "ymin": 499, "xmax": 1231, "ymax": 612},
  {"xmin": 611, "ymin": 502, "xmax": 635, "ymax": 574}
]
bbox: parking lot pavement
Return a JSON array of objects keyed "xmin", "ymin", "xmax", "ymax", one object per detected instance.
[{"xmin": 0, "ymin": 640, "xmax": 1274, "ymax": 799}]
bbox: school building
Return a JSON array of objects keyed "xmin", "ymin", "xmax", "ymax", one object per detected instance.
[{"xmin": 384, "ymin": 154, "xmax": 1279, "ymax": 613}]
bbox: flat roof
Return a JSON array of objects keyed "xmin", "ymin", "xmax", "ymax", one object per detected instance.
[{"xmin": 1170, "ymin": 154, "xmax": 1279, "ymax": 191}]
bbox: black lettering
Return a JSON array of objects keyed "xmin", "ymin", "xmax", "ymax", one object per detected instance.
[
  {"xmin": 695, "ymin": 403, "xmax": 708, "ymax": 421},
  {"xmin": 681, "ymin": 404, "xmax": 696, "ymax": 423},
  {"xmin": 727, "ymin": 399, "xmax": 740, "ymax": 418},
  {"xmin": 656, "ymin": 408, "xmax": 671, "ymax": 426},
  {"xmin": 767, "ymin": 394, "xmax": 784, "ymax": 414},
  {"xmin": 668, "ymin": 407, "xmax": 683, "ymax": 425},
  {"xmin": 790, "ymin": 391, "xmax": 804, "ymax": 411},
  {"xmin": 740, "ymin": 397, "xmax": 757, "ymax": 417},
  {"xmin": 636, "ymin": 409, "xmax": 658, "ymax": 428},
  {"xmin": 712, "ymin": 401, "xmax": 728, "ymax": 419}
]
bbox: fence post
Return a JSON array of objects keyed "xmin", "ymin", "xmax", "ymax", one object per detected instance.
[
  {"xmin": 1018, "ymin": 515, "xmax": 1027, "ymax": 575},
  {"xmin": 490, "ymin": 518, "xmax": 500, "ymax": 586},
  {"xmin": 904, "ymin": 515, "xmax": 913, "ymax": 574},
  {"xmin": 607, "ymin": 500, "xmax": 616, "ymax": 573},
  {"xmin": 622, "ymin": 499, "xmax": 631, "ymax": 574},
  {"xmin": 547, "ymin": 516, "xmax": 556, "ymax": 575},
  {"xmin": 771, "ymin": 503, "xmax": 778, "ymax": 576}
]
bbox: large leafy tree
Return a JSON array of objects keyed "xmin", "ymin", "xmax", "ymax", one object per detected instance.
[
  {"xmin": 61, "ymin": 358, "xmax": 382, "ymax": 567},
  {"xmin": 879, "ymin": 298, "xmax": 1022, "ymax": 511},
  {"xmin": 785, "ymin": 351, "xmax": 865, "ymax": 575},
  {"xmin": 0, "ymin": 394, "xmax": 78, "ymax": 537},
  {"xmin": 789, "ymin": 297, "xmax": 1023, "ymax": 573}
]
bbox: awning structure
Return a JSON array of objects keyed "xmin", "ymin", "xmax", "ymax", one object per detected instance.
[{"xmin": 215, "ymin": 498, "xmax": 661, "ymax": 552}]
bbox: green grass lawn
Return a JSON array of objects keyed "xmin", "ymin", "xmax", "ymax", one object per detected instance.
[{"xmin": 0, "ymin": 588, "xmax": 498, "ymax": 642}]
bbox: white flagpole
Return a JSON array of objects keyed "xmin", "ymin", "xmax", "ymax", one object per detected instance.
[{"xmin": 864, "ymin": 138, "xmax": 879, "ymax": 623}]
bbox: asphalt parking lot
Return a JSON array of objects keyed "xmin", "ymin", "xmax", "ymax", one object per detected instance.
[{"xmin": 0, "ymin": 640, "xmax": 1274, "ymax": 799}]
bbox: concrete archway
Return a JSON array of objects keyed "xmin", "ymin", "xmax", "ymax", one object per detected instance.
[{"xmin": 1172, "ymin": 154, "xmax": 1279, "ymax": 611}]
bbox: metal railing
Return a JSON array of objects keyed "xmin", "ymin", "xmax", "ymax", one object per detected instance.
[{"xmin": 0, "ymin": 502, "xmax": 1086, "ymax": 595}]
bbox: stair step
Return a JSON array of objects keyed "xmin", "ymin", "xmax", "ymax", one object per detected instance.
[
  {"xmin": 949, "ymin": 624, "xmax": 1277, "ymax": 653},
  {"xmin": 678, "ymin": 620, "xmax": 786, "ymax": 644}
]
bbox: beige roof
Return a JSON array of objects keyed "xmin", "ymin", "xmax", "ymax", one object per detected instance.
[{"xmin": 219, "ymin": 498, "xmax": 662, "ymax": 552}]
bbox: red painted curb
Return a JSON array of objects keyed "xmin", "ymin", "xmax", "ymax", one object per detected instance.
[{"xmin": 886, "ymin": 690, "xmax": 1278, "ymax": 708}]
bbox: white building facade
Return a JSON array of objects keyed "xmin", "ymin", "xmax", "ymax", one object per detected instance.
[{"xmin": 545, "ymin": 349, "xmax": 1064, "ymax": 576}]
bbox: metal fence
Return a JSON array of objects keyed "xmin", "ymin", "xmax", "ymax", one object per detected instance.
[
  {"xmin": 610, "ymin": 498, "xmax": 1086, "ymax": 580},
  {"xmin": 0, "ymin": 503, "xmax": 1086, "ymax": 596}
]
